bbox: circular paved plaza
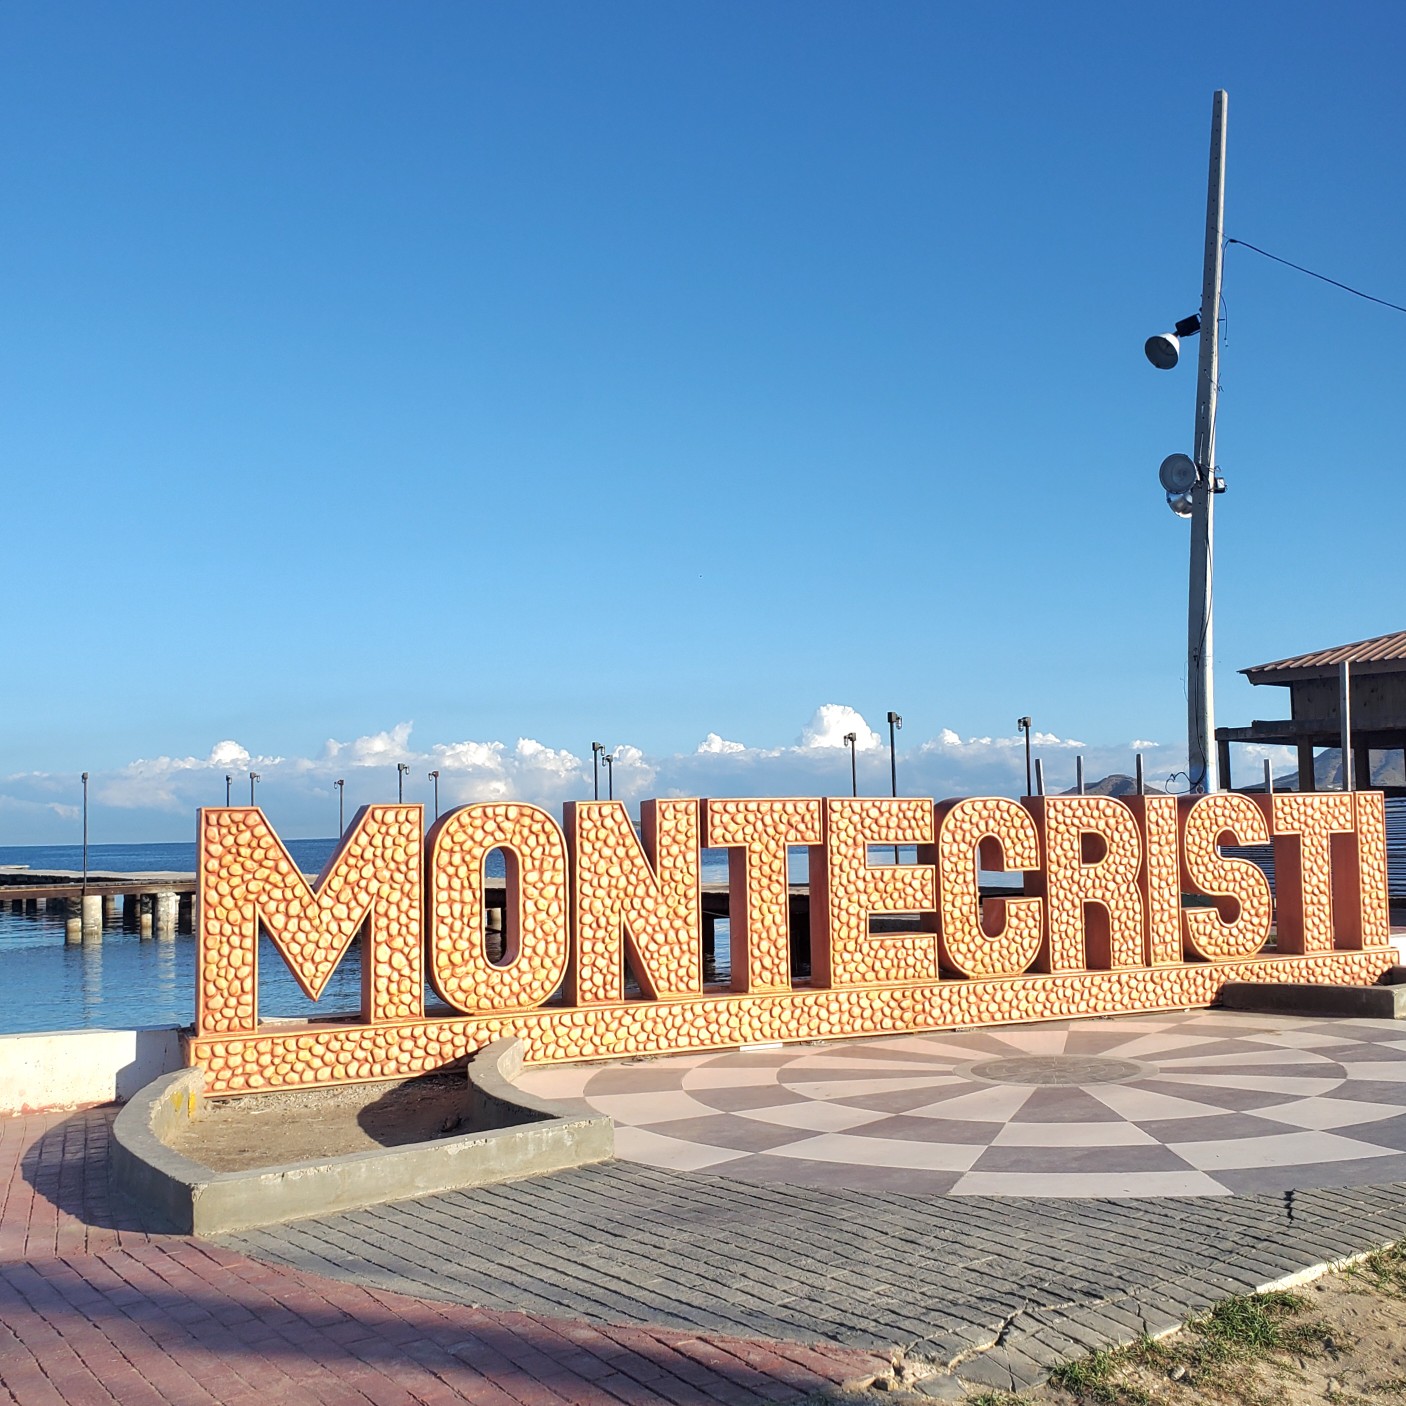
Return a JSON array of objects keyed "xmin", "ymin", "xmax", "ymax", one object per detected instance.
[{"xmin": 517, "ymin": 1009, "xmax": 1406, "ymax": 1197}]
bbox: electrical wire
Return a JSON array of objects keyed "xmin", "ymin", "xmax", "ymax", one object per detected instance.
[{"xmin": 1226, "ymin": 238, "xmax": 1406, "ymax": 316}]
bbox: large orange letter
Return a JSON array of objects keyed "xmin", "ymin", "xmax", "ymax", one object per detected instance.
[
  {"xmin": 1125, "ymin": 796, "xmax": 1182, "ymax": 966},
  {"xmin": 565, "ymin": 798, "xmax": 702, "ymax": 1003},
  {"xmin": 1023, "ymin": 797, "xmax": 1144, "ymax": 972},
  {"xmin": 702, "ymin": 798, "xmax": 822, "ymax": 994},
  {"xmin": 196, "ymin": 805, "xmax": 422, "ymax": 1035},
  {"xmin": 1178, "ymin": 793, "xmax": 1272, "ymax": 961},
  {"xmin": 928, "ymin": 797, "xmax": 1042, "ymax": 978},
  {"xmin": 811, "ymin": 798, "xmax": 937, "ymax": 987},
  {"xmin": 428, "ymin": 802, "xmax": 570, "ymax": 1014},
  {"xmin": 1260, "ymin": 793, "xmax": 1355, "ymax": 955}
]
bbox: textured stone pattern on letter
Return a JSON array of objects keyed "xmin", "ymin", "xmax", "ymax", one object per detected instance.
[
  {"xmin": 1178, "ymin": 793, "xmax": 1273, "ymax": 961},
  {"xmin": 1125, "ymin": 796, "xmax": 1182, "ymax": 966},
  {"xmin": 186, "ymin": 947, "xmax": 1397, "ymax": 1096},
  {"xmin": 1267, "ymin": 793, "xmax": 1354, "ymax": 956},
  {"xmin": 1025, "ymin": 798, "xmax": 1144, "ymax": 973},
  {"xmin": 702, "ymin": 798, "xmax": 822, "ymax": 994},
  {"xmin": 812, "ymin": 798, "xmax": 937, "ymax": 988},
  {"xmin": 429, "ymin": 803, "xmax": 569, "ymax": 1015},
  {"xmin": 1353, "ymin": 791, "xmax": 1393, "ymax": 949},
  {"xmin": 931, "ymin": 797, "xmax": 1042, "ymax": 978},
  {"xmin": 565, "ymin": 799, "xmax": 702, "ymax": 1004},
  {"xmin": 196, "ymin": 805, "xmax": 423, "ymax": 1036}
]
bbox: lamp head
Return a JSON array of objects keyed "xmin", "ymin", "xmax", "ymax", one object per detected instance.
[
  {"xmin": 1166, "ymin": 490, "xmax": 1194, "ymax": 518},
  {"xmin": 1144, "ymin": 314, "xmax": 1201, "ymax": 370},
  {"xmin": 1017, "ymin": 716, "xmax": 1031, "ymax": 732},
  {"xmin": 887, "ymin": 711, "xmax": 902, "ymax": 728},
  {"xmin": 1158, "ymin": 453, "xmax": 1198, "ymax": 494},
  {"xmin": 843, "ymin": 731, "xmax": 857, "ymax": 744}
]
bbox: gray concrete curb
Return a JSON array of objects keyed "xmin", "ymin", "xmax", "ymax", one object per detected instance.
[
  {"xmin": 111, "ymin": 1038, "xmax": 614, "ymax": 1236},
  {"xmin": 1220, "ymin": 980, "xmax": 1406, "ymax": 1019}
]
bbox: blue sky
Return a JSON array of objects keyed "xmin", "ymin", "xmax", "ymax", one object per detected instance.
[{"xmin": 2, "ymin": 3, "xmax": 1402, "ymax": 841}]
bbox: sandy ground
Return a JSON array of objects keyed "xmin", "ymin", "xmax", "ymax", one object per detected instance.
[
  {"xmin": 876, "ymin": 1253, "xmax": 1406, "ymax": 1405},
  {"xmin": 167, "ymin": 1072, "xmax": 482, "ymax": 1170}
]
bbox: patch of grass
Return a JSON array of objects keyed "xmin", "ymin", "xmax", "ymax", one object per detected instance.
[
  {"xmin": 1190, "ymin": 1289, "xmax": 1329, "ymax": 1362},
  {"xmin": 966, "ymin": 1393, "xmax": 1030, "ymax": 1406},
  {"xmin": 1356, "ymin": 1242, "xmax": 1406, "ymax": 1299},
  {"xmin": 1048, "ymin": 1349, "xmax": 1149, "ymax": 1405},
  {"xmin": 1045, "ymin": 1292, "xmax": 1337, "ymax": 1404}
]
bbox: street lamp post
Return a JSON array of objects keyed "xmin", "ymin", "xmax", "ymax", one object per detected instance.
[
  {"xmin": 397, "ymin": 763, "xmax": 409, "ymax": 803},
  {"xmin": 1146, "ymin": 90, "xmax": 1228, "ymax": 794},
  {"xmin": 334, "ymin": 779, "xmax": 345, "ymax": 833},
  {"xmin": 604, "ymin": 752, "xmax": 615, "ymax": 801},
  {"xmin": 225, "ymin": 774, "xmax": 232, "ymax": 805},
  {"xmin": 249, "ymin": 772, "xmax": 260, "ymax": 806},
  {"xmin": 81, "ymin": 772, "xmax": 89, "ymax": 897},
  {"xmin": 591, "ymin": 742, "xmax": 604, "ymax": 801},
  {"xmin": 428, "ymin": 770, "xmax": 440, "ymax": 818},
  {"xmin": 843, "ymin": 732, "xmax": 858, "ymax": 797},
  {"xmin": 886, "ymin": 712, "xmax": 903, "ymax": 862},
  {"xmin": 1017, "ymin": 717, "xmax": 1033, "ymax": 796}
]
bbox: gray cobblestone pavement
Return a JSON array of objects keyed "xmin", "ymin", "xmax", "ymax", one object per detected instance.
[{"xmin": 223, "ymin": 1161, "xmax": 1406, "ymax": 1395}]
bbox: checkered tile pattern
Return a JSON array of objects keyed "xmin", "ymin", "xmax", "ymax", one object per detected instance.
[{"xmin": 518, "ymin": 1011, "xmax": 1406, "ymax": 1197}]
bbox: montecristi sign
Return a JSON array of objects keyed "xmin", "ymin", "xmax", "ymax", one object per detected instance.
[{"xmin": 187, "ymin": 792, "xmax": 1394, "ymax": 1095}]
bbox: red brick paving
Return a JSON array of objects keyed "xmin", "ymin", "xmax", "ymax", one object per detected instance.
[{"xmin": 0, "ymin": 1110, "xmax": 887, "ymax": 1406}]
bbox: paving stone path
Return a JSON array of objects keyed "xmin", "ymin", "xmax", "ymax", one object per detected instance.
[
  {"xmin": 9, "ymin": 1010, "xmax": 1406, "ymax": 1401},
  {"xmin": 0, "ymin": 1110, "xmax": 888, "ymax": 1405},
  {"xmin": 227, "ymin": 1153, "xmax": 1406, "ymax": 1395}
]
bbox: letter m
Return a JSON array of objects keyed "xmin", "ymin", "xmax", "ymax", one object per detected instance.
[{"xmin": 195, "ymin": 805, "xmax": 423, "ymax": 1035}]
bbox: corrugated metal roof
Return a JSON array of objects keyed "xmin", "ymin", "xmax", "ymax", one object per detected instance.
[{"xmin": 1243, "ymin": 629, "xmax": 1406, "ymax": 684}]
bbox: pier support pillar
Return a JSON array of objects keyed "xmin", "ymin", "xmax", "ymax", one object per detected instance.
[
  {"xmin": 81, "ymin": 893, "xmax": 102, "ymax": 940},
  {"xmin": 139, "ymin": 895, "xmax": 153, "ymax": 937},
  {"xmin": 155, "ymin": 891, "xmax": 178, "ymax": 939},
  {"xmin": 103, "ymin": 894, "xmax": 118, "ymax": 922},
  {"xmin": 122, "ymin": 893, "xmax": 138, "ymax": 926},
  {"xmin": 10, "ymin": 899, "xmax": 21, "ymax": 914},
  {"xmin": 65, "ymin": 896, "xmax": 82, "ymax": 944}
]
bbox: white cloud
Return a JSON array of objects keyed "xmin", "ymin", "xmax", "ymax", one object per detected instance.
[
  {"xmin": 1129, "ymin": 739, "xmax": 1160, "ymax": 750},
  {"xmin": 697, "ymin": 732, "xmax": 745, "ymax": 754},
  {"xmin": 0, "ymin": 712, "xmax": 1187, "ymax": 843},
  {"xmin": 799, "ymin": 704, "xmax": 881, "ymax": 750}
]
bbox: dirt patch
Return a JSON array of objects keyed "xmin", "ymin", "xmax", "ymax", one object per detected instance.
[
  {"xmin": 166, "ymin": 1073, "xmax": 492, "ymax": 1172},
  {"xmin": 937, "ymin": 1247, "xmax": 1406, "ymax": 1406}
]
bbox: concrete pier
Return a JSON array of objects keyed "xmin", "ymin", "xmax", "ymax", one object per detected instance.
[
  {"xmin": 65, "ymin": 896, "xmax": 82, "ymax": 944},
  {"xmin": 103, "ymin": 894, "xmax": 119, "ymax": 923},
  {"xmin": 81, "ymin": 893, "xmax": 102, "ymax": 939},
  {"xmin": 154, "ymin": 891, "xmax": 178, "ymax": 938},
  {"xmin": 139, "ymin": 896, "xmax": 153, "ymax": 937}
]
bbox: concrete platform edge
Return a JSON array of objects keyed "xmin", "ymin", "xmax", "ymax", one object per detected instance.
[{"xmin": 111, "ymin": 1038, "xmax": 615, "ymax": 1235}]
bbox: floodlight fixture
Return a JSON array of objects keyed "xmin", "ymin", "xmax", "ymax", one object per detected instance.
[{"xmin": 1144, "ymin": 314, "xmax": 1202, "ymax": 370}]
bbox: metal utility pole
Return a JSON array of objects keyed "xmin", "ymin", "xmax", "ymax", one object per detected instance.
[
  {"xmin": 81, "ymin": 773, "xmax": 89, "ymax": 896},
  {"xmin": 335, "ymin": 778, "xmax": 345, "ymax": 833},
  {"xmin": 591, "ymin": 742, "xmax": 603, "ymax": 801},
  {"xmin": 844, "ymin": 732, "xmax": 858, "ymax": 797},
  {"xmin": 1186, "ymin": 90, "xmax": 1227, "ymax": 793},
  {"xmin": 1017, "ymin": 717, "xmax": 1033, "ymax": 796}
]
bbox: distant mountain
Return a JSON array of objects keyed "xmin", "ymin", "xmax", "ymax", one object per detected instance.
[
  {"xmin": 1058, "ymin": 773, "xmax": 1166, "ymax": 797},
  {"xmin": 1238, "ymin": 750, "xmax": 1406, "ymax": 792}
]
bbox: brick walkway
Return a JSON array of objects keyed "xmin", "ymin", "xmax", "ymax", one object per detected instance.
[{"xmin": 0, "ymin": 1110, "xmax": 889, "ymax": 1406}]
